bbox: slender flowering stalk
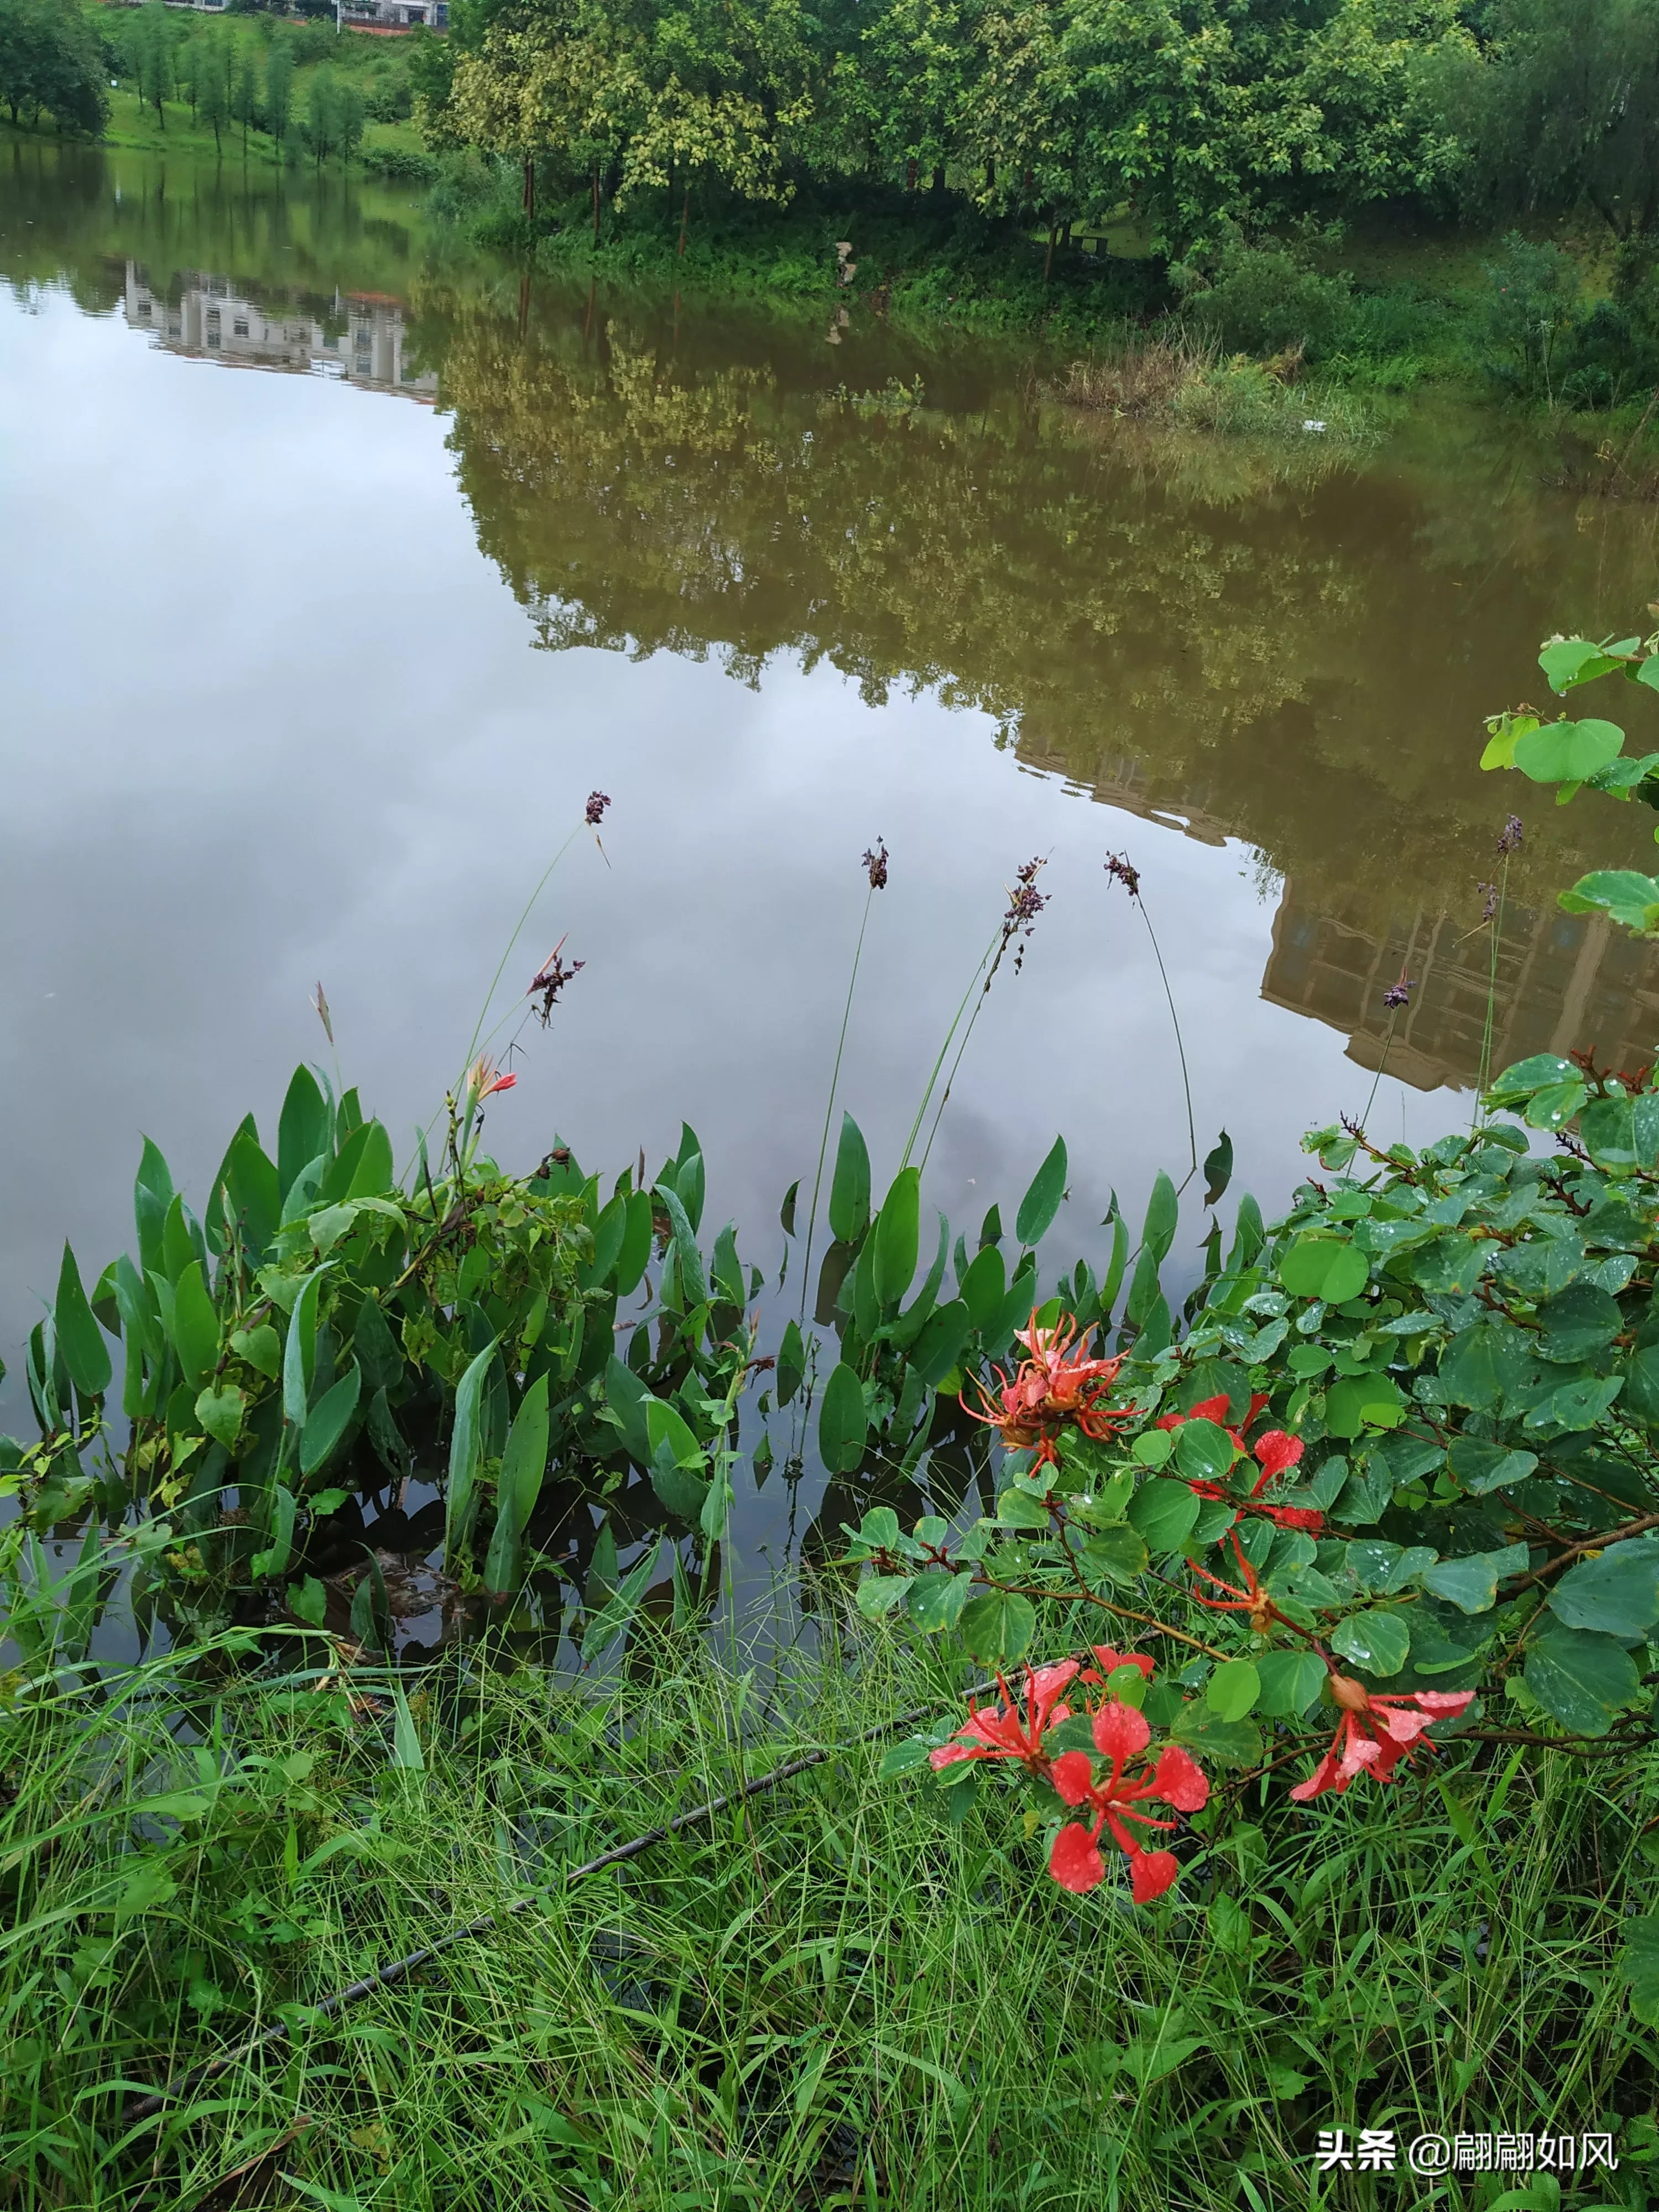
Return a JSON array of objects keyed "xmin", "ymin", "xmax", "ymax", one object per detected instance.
[
  {"xmin": 1105, "ymin": 853, "xmax": 1197, "ymax": 1183},
  {"xmin": 1359, "ymin": 968, "xmax": 1413, "ymax": 1131},
  {"xmin": 913, "ymin": 857, "xmax": 1050, "ymax": 1172},
  {"xmin": 527, "ymin": 936, "xmax": 586, "ymax": 1027},
  {"xmin": 1475, "ymin": 815, "xmax": 1522, "ymax": 1123},
  {"xmin": 800, "ymin": 841, "xmax": 889, "ymax": 1322}
]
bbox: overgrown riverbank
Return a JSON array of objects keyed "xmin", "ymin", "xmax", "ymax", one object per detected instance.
[
  {"xmin": 6, "ymin": 1620, "xmax": 1655, "ymax": 2209},
  {"xmin": 11, "ymin": 619, "xmax": 1659, "ymax": 2205}
]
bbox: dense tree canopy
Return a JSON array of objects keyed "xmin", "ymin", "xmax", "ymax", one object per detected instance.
[
  {"xmin": 0, "ymin": 0, "xmax": 108, "ymax": 134},
  {"xmin": 425, "ymin": 0, "xmax": 1485, "ymax": 250}
]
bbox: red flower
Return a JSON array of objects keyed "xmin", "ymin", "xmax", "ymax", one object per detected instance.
[
  {"xmin": 1046, "ymin": 1698, "xmax": 1209, "ymax": 1901},
  {"xmin": 1155, "ymin": 1397, "xmax": 1321, "ymax": 1534},
  {"xmin": 1289, "ymin": 1674, "xmax": 1475, "ymax": 1802},
  {"xmin": 466, "ymin": 1055, "xmax": 517, "ymax": 1102},
  {"xmin": 1080, "ymin": 1644, "xmax": 1155, "ymax": 1687},
  {"xmin": 928, "ymin": 1659, "xmax": 1079, "ymax": 1776},
  {"xmin": 962, "ymin": 1311, "xmax": 1131, "ymax": 1470}
]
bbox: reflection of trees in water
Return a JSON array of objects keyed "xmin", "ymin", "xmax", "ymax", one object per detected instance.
[
  {"xmin": 0, "ymin": 135, "xmax": 439, "ymax": 326},
  {"xmin": 443, "ymin": 303, "xmax": 1659, "ymax": 930}
]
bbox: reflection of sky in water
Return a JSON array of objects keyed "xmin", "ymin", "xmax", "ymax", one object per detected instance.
[
  {"xmin": 9, "ymin": 203, "xmax": 1659, "ymax": 1626},
  {"xmin": 0, "ymin": 285, "xmax": 1454, "ymax": 1455}
]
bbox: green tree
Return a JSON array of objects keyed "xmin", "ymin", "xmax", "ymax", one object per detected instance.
[
  {"xmin": 1465, "ymin": 0, "xmax": 1659, "ymax": 246},
  {"xmin": 0, "ymin": 0, "xmax": 108, "ymax": 133},
  {"xmin": 337, "ymin": 75, "xmax": 364, "ymax": 161},
  {"xmin": 231, "ymin": 45, "xmax": 258, "ymax": 150},
  {"xmin": 303, "ymin": 64, "xmax": 339, "ymax": 165},
  {"xmin": 264, "ymin": 30, "xmax": 293, "ymax": 147},
  {"xmin": 197, "ymin": 33, "xmax": 229, "ymax": 152},
  {"xmin": 131, "ymin": 0, "xmax": 174, "ymax": 132}
]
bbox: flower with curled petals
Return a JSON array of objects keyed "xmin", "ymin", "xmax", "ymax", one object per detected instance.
[
  {"xmin": 928, "ymin": 1659, "xmax": 1079, "ymax": 1777},
  {"xmin": 1290, "ymin": 1675, "xmax": 1475, "ymax": 1802},
  {"xmin": 961, "ymin": 1310, "xmax": 1132, "ymax": 1472},
  {"xmin": 1046, "ymin": 1698, "xmax": 1209, "ymax": 1902}
]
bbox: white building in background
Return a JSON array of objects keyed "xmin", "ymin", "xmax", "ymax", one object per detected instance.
[{"xmin": 122, "ymin": 263, "xmax": 440, "ymax": 403}]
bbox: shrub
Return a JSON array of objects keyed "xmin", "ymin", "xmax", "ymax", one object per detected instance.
[
  {"xmin": 1477, "ymin": 231, "xmax": 1583, "ymax": 398},
  {"xmin": 1183, "ymin": 238, "xmax": 1354, "ymax": 361}
]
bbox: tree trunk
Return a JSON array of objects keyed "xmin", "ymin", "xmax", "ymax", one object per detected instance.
[
  {"xmin": 1043, "ymin": 221, "xmax": 1056, "ymax": 284},
  {"xmin": 677, "ymin": 181, "xmax": 690, "ymax": 257},
  {"xmin": 591, "ymin": 165, "xmax": 600, "ymax": 243},
  {"xmin": 931, "ymin": 164, "xmax": 945, "ymax": 194},
  {"xmin": 521, "ymin": 154, "xmax": 534, "ymax": 217},
  {"xmin": 905, "ymin": 158, "xmax": 917, "ymax": 190}
]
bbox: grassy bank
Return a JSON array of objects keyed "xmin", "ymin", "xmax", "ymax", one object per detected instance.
[
  {"xmin": 5, "ymin": 1619, "xmax": 1655, "ymax": 2210},
  {"xmin": 65, "ymin": 84, "xmax": 425, "ymax": 172},
  {"xmin": 415, "ymin": 160, "xmax": 1659, "ymax": 470}
]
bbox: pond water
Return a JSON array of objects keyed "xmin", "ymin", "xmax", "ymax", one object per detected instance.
[{"xmin": 6, "ymin": 137, "xmax": 1659, "ymax": 1635}]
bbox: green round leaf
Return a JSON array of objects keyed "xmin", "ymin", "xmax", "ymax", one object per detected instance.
[
  {"xmin": 1524, "ymin": 1623, "xmax": 1640, "ymax": 1736},
  {"xmin": 1254, "ymin": 1648, "xmax": 1326, "ymax": 1717},
  {"xmin": 1547, "ymin": 1541, "xmax": 1659, "ymax": 1637},
  {"xmin": 1535, "ymin": 1281, "xmax": 1624, "ymax": 1363},
  {"xmin": 905, "ymin": 1571, "xmax": 973, "ymax": 1634},
  {"xmin": 1511, "ymin": 717, "xmax": 1625, "ymax": 784},
  {"xmin": 957, "ymin": 1589, "xmax": 1036, "ymax": 1666},
  {"xmin": 1126, "ymin": 1477, "xmax": 1201, "ymax": 1552},
  {"xmin": 1206, "ymin": 1658, "xmax": 1260, "ymax": 1722},
  {"xmin": 1279, "ymin": 1235, "xmax": 1368, "ymax": 1305},
  {"xmin": 1329, "ymin": 1609, "xmax": 1410, "ymax": 1677},
  {"xmin": 194, "ymin": 1383, "xmax": 245, "ymax": 1452},
  {"xmin": 1173, "ymin": 1418, "xmax": 1237, "ymax": 1485},
  {"xmin": 1324, "ymin": 1374, "xmax": 1406, "ymax": 1441}
]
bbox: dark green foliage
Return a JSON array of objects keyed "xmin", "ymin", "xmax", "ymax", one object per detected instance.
[{"xmin": 0, "ymin": 0, "xmax": 108, "ymax": 134}]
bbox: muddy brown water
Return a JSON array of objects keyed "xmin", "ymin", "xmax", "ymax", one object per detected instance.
[{"xmin": 4, "ymin": 137, "xmax": 1659, "ymax": 1646}]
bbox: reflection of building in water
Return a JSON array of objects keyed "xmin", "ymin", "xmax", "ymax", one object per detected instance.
[
  {"xmin": 1072, "ymin": 761, "xmax": 1659, "ymax": 1094},
  {"xmin": 1264, "ymin": 887, "xmax": 1659, "ymax": 1092},
  {"xmin": 122, "ymin": 264, "xmax": 437, "ymax": 403}
]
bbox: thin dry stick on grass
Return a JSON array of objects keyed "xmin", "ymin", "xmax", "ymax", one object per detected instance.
[{"xmin": 122, "ymin": 1676, "xmax": 1001, "ymax": 2126}]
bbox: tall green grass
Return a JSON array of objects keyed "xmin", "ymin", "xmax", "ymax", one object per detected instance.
[{"xmin": 3, "ymin": 1612, "xmax": 1656, "ymax": 2209}]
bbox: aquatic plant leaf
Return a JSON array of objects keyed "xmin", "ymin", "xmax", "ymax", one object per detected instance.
[
  {"xmin": 819, "ymin": 1360, "xmax": 868, "ymax": 1474},
  {"xmin": 828, "ymin": 1113, "xmax": 872, "ymax": 1245},
  {"xmin": 54, "ymin": 1244, "xmax": 111, "ymax": 1399},
  {"xmin": 873, "ymin": 1168, "xmax": 921, "ymax": 1309},
  {"xmin": 1015, "ymin": 1135, "xmax": 1067, "ymax": 1249}
]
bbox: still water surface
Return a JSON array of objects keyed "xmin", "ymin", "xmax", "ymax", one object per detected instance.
[{"xmin": 5, "ymin": 139, "xmax": 1659, "ymax": 1609}]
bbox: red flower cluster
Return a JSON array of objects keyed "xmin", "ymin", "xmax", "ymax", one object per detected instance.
[
  {"xmin": 929, "ymin": 1658, "xmax": 1079, "ymax": 1777},
  {"xmin": 928, "ymin": 1648, "xmax": 1208, "ymax": 1905},
  {"xmin": 1155, "ymin": 1395, "xmax": 1322, "ymax": 1532},
  {"xmin": 1051, "ymin": 1700, "xmax": 1209, "ymax": 1901},
  {"xmin": 962, "ymin": 1313, "xmax": 1132, "ymax": 1473},
  {"xmin": 1291, "ymin": 1674, "xmax": 1475, "ymax": 1801}
]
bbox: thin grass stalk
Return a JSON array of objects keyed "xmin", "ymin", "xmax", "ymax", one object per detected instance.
[
  {"xmin": 799, "ymin": 880, "xmax": 877, "ymax": 1324},
  {"xmin": 1475, "ymin": 851, "xmax": 1512, "ymax": 1126},
  {"xmin": 1134, "ymin": 893, "xmax": 1197, "ymax": 1184},
  {"xmin": 898, "ymin": 926, "xmax": 999, "ymax": 1175}
]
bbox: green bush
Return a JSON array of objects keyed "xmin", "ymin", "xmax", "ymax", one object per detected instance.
[{"xmin": 1182, "ymin": 238, "xmax": 1355, "ymax": 360}]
